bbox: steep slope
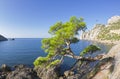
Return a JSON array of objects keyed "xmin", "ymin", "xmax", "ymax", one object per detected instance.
[
  {"xmin": 81, "ymin": 24, "xmax": 105, "ymax": 40},
  {"xmin": 98, "ymin": 20, "xmax": 120, "ymax": 40},
  {"xmin": 81, "ymin": 15, "xmax": 120, "ymax": 41}
]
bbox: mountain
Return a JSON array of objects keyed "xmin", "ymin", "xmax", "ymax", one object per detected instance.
[
  {"xmin": 81, "ymin": 15, "xmax": 120, "ymax": 41},
  {"xmin": 0, "ymin": 35, "xmax": 8, "ymax": 41}
]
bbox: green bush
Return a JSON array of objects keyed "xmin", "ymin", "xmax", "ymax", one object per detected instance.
[
  {"xmin": 80, "ymin": 45, "xmax": 101, "ymax": 56},
  {"xmin": 97, "ymin": 21, "xmax": 120, "ymax": 40}
]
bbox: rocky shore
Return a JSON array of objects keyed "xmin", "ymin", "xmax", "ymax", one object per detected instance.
[
  {"xmin": 1, "ymin": 43, "xmax": 120, "ymax": 79},
  {"xmin": 0, "ymin": 64, "xmax": 39, "ymax": 79}
]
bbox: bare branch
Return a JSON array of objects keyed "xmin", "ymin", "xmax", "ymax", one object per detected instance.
[{"xmin": 64, "ymin": 54, "xmax": 103, "ymax": 61}]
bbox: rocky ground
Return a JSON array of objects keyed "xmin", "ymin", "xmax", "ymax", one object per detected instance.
[
  {"xmin": 0, "ymin": 64, "xmax": 40, "ymax": 79},
  {"xmin": 90, "ymin": 39, "xmax": 120, "ymax": 45}
]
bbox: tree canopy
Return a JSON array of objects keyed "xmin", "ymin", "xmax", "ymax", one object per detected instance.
[{"xmin": 34, "ymin": 16, "xmax": 101, "ymax": 68}]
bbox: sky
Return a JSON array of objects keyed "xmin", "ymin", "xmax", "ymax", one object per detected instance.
[{"xmin": 0, "ymin": 0, "xmax": 120, "ymax": 38}]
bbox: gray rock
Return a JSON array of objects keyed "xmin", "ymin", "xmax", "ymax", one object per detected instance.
[
  {"xmin": 81, "ymin": 24, "xmax": 105, "ymax": 40},
  {"xmin": 64, "ymin": 70, "xmax": 74, "ymax": 77},
  {"xmin": 0, "ymin": 64, "xmax": 11, "ymax": 72},
  {"xmin": 0, "ymin": 64, "xmax": 11, "ymax": 79},
  {"xmin": 34, "ymin": 67, "xmax": 59, "ymax": 79},
  {"xmin": 108, "ymin": 44, "xmax": 120, "ymax": 79},
  {"xmin": 6, "ymin": 65, "xmax": 40, "ymax": 79}
]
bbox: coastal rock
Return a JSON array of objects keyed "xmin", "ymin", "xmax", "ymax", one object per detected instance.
[
  {"xmin": 61, "ymin": 57, "xmax": 114, "ymax": 79},
  {"xmin": 107, "ymin": 15, "xmax": 120, "ymax": 24},
  {"xmin": 64, "ymin": 70, "xmax": 74, "ymax": 77},
  {"xmin": 6, "ymin": 65, "xmax": 39, "ymax": 79},
  {"xmin": 84, "ymin": 44, "xmax": 120, "ymax": 79},
  {"xmin": 81, "ymin": 24, "xmax": 105, "ymax": 40},
  {"xmin": 61, "ymin": 44, "xmax": 120, "ymax": 79},
  {"xmin": 34, "ymin": 67, "xmax": 59, "ymax": 79},
  {"xmin": 81, "ymin": 15, "xmax": 120, "ymax": 41},
  {"xmin": 89, "ymin": 57, "xmax": 114, "ymax": 79},
  {"xmin": 108, "ymin": 44, "xmax": 120, "ymax": 79},
  {"xmin": 0, "ymin": 64, "xmax": 11, "ymax": 79},
  {"xmin": 0, "ymin": 64, "xmax": 11, "ymax": 72},
  {"xmin": 0, "ymin": 35, "xmax": 8, "ymax": 41}
]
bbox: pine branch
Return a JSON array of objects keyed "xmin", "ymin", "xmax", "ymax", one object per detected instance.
[{"xmin": 64, "ymin": 54, "xmax": 103, "ymax": 61}]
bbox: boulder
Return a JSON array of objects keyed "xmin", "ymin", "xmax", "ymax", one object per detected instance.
[
  {"xmin": 82, "ymin": 44, "xmax": 120, "ymax": 79},
  {"xmin": 0, "ymin": 64, "xmax": 11, "ymax": 72},
  {"xmin": 34, "ymin": 66, "xmax": 59, "ymax": 79},
  {"xmin": 108, "ymin": 44, "xmax": 120, "ymax": 79},
  {"xmin": 6, "ymin": 65, "xmax": 39, "ymax": 79},
  {"xmin": 64, "ymin": 70, "xmax": 74, "ymax": 77},
  {"xmin": 0, "ymin": 64, "xmax": 11, "ymax": 79}
]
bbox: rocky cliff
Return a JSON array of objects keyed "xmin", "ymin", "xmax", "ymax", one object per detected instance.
[
  {"xmin": 81, "ymin": 15, "xmax": 120, "ymax": 41},
  {"xmin": 92, "ymin": 44, "xmax": 120, "ymax": 79},
  {"xmin": 107, "ymin": 16, "xmax": 120, "ymax": 24},
  {"xmin": 81, "ymin": 24, "xmax": 105, "ymax": 40},
  {"xmin": 0, "ymin": 35, "xmax": 8, "ymax": 41}
]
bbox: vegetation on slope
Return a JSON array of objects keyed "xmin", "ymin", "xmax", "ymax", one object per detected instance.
[
  {"xmin": 80, "ymin": 45, "xmax": 101, "ymax": 56},
  {"xmin": 97, "ymin": 21, "xmax": 120, "ymax": 40}
]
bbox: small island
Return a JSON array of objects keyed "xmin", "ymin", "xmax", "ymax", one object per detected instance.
[{"xmin": 9, "ymin": 38, "xmax": 15, "ymax": 41}]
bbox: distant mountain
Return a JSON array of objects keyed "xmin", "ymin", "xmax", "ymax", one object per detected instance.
[
  {"xmin": 81, "ymin": 15, "xmax": 120, "ymax": 41},
  {"xmin": 0, "ymin": 35, "xmax": 8, "ymax": 41}
]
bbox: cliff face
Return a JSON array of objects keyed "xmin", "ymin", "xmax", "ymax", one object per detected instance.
[
  {"xmin": 92, "ymin": 44, "xmax": 120, "ymax": 79},
  {"xmin": 0, "ymin": 35, "xmax": 8, "ymax": 41},
  {"xmin": 81, "ymin": 24, "xmax": 105, "ymax": 40},
  {"xmin": 107, "ymin": 16, "xmax": 120, "ymax": 24},
  {"xmin": 81, "ymin": 15, "xmax": 120, "ymax": 41}
]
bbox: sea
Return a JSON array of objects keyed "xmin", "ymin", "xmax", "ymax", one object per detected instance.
[{"xmin": 0, "ymin": 38, "xmax": 112, "ymax": 68}]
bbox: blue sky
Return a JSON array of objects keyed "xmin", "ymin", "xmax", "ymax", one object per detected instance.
[{"xmin": 0, "ymin": 0, "xmax": 120, "ymax": 38}]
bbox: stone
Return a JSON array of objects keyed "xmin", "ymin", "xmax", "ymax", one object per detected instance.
[
  {"xmin": 81, "ymin": 57, "xmax": 114, "ymax": 79},
  {"xmin": 6, "ymin": 65, "xmax": 39, "ymax": 79},
  {"xmin": 34, "ymin": 66, "xmax": 59, "ymax": 79},
  {"xmin": 107, "ymin": 16, "xmax": 120, "ymax": 24},
  {"xmin": 108, "ymin": 44, "xmax": 120, "ymax": 79},
  {"xmin": 0, "ymin": 64, "xmax": 11, "ymax": 72},
  {"xmin": 64, "ymin": 71, "xmax": 69, "ymax": 77}
]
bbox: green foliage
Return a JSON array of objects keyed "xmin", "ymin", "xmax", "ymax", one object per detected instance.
[
  {"xmin": 34, "ymin": 16, "xmax": 86, "ymax": 67},
  {"xmin": 80, "ymin": 45, "xmax": 101, "ymax": 56},
  {"xmin": 70, "ymin": 37, "xmax": 79, "ymax": 43},
  {"xmin": 34, "ymin": 57, "xmax": 49, "ymax": 67},
  {"xmin": 46, "ymin": 60, "xmax": 60, "ymax": 68},
  {"xmin": 97, "ymin": 21, "xmax": 120, "ymax": 40}
]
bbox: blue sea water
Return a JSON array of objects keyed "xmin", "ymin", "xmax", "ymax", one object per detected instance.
[{"xmin": 0, "ymin": 38, "xmax": 112, "ymax": 67}]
